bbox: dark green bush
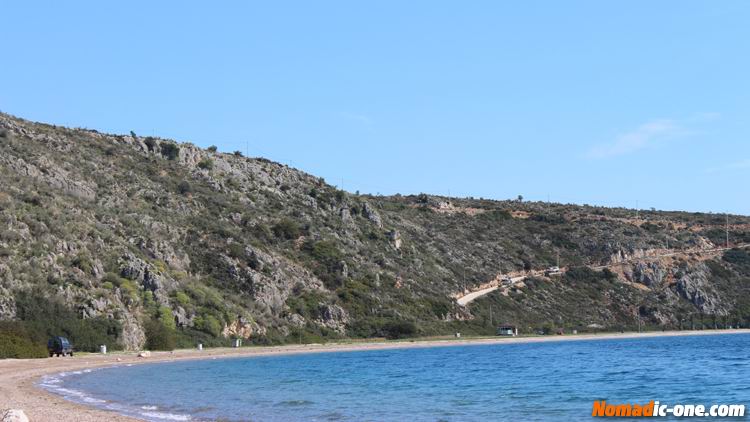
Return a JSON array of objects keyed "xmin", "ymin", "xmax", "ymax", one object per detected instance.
[
  {"xmin": 14, "ymin": 290, "xmax": 122, "ymax": 352},
  {"xmin": 723, "ymin": 248, "xmax": 750, "ymax": 274},
  {"xmin": 380, "ymin": 320, "xmax": 418, "ymax": 339},
  {"xmin": 197, "ymin": 158, "xmax": 213, "ymax": 170},
  {"xmin": 178, "ymin": 180, "xmax": 192, "ymax": 195},
  {"xmin": 0, "ymin": 331, "xmax": 48, "ymax": 358},
  {"xmin": 144, "ymin": 136, "xmax": 156, "ymax": 152},
  {"xmin": 481, "ymin": 209, "xmax": 512, "ymax": 222},
  {"xmin": 161, "ymin": 143, "xmax": 180, "ymax": 160},
  {"xmin": 207, "ymin": 145, "xmax": 218, "ymax": 152},
  {"xmin": 272, "ymin": 218, "xmax": 302, "ymax": 240},
  {"xmin": 303, "ymin": 240, "xmax": 345, "ymax": 288},
  {"xmin": 144, "ymin": 319, "xmax": 176, "ymax": 351}
]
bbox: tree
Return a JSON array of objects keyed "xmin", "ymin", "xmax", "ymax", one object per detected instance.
[
  {"xmin": 517, "ymin": 195, "xmax": 524, "ymax": 202},
  {"xmin": 144, "ymin": 319, "xmax": 176, "ymax": 351},
  {"xmin": 207, "ymin": 145, "xmax": 218, "ymax": 152},
  {"xmin": 233, "ymin": 150, "xmax": 243, "ymax": 157},
  {"xmin": 144, "ymin": 136, "xmax": 156, "ymax": 152},
  {"xmin": 161, "ymin": 143, "xmax": 180, "ymax": 160}
]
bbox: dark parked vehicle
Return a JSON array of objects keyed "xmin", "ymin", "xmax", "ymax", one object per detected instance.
[{"xmin": 47, "ymin": 336, "xmax": 74, "ymax": 357}]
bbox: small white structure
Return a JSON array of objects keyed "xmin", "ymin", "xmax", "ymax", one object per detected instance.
[
  {"xmin": 197, "ymin": 343, "xmax": 203, "ymax": 351},
  {"xmin": 232, "ymin": 339, "xmax": 242, "ymax": 348},
  {"xmin": 99, "ymin": 345, "xmax": 107, "ymax": 354},
  {"xmin": 455, "ymin": 332, "xmax": 461, "ymax": 338}
]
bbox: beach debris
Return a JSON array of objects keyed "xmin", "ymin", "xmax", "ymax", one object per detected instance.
[
  {"xmin": 1, "ymin": 409, "xmax": 29, "ymax": 422},
  {"xmin": 138, "ymin": 351, "xmax": 152, "ymax": 358}
]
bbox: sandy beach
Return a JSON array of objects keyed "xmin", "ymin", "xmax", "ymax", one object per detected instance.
[{"xmin": 1, "ymin": 329, "xmax": 747, "ymax": 421}]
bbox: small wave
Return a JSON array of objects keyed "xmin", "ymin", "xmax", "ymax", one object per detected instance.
[
  {"xmin": 141, "ymin": 405, "xmax": 159, "ymax": 410},
  {"xmin": 277, "ymin": 399, "xmax": 315, "ymax": 407},
  {"xmin": 141, "ymin": 411, "xmax": 192, "ymax": 421}
]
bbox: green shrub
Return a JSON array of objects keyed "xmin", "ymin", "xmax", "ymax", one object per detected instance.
[
  {"xmin": 228, "ymin": 243, "xmax": 246, "ymax": 260},
  {"xmin": 724, "ymin": 248, "xmax": 750, "ymax": 274},
  {"xmin": 175, "ymin": 291, "xmax": 190, "ymax": 306},
  {"xmin": 161, "ymin": 143, "xmax": 180, "ymax": 160},
  {"xmin": 303, "ymin": 240, "xmax": 345, "ymax": 288},
  {"xmin": 380, "ymin": 320, "xmax": 418, "ymax": 339},
  {"xmin": 233, "ymin": 150, "xmax": 243, "ymax": 157},
  {"xmin": 143, "ymin": 136, "xmax": 156, "ymax": 152},
  {"xmin": 197, "ymin": 158, "xmax": 214, "ymax": 170},
  {"xmin": 178, "ymin": 180, "xmax": 192, "ymax": 195},
  {"xmin": 272, "ymin": 218, "xmax": 302, "ymax": 240},
  {"xmin": 0, "ymin": 331, "xmax": 47, "ymax": 358},
  {"xmin": 14, "ymin": 290, "xmax": 122, "ymax": 352},
  {"xmin": 144, "ymin": 319, "xmax": 176, "ymax": 351},
  {"xmin": 194, "ymin": 314, "xmax": 222, "ymax": 337},
  {"xmin": 207, "ymin": 145, "xmax": 218, "ymax": 152},
  {"xmin": 158, "ymin": 306, "xmax": 176, "ymax": 330},
  {"xmin": 71, "ymin": 254, "xmax": 93, "ymax": 274},
  {"xmin": 119, "ymin": 279, "xmax": 139, "ymax": 303},
  {"xmin": 481, "ymin": 209, "xmax": 511, "ymax": 222}
]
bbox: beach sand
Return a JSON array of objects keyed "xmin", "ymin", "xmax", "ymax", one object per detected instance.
[{"xmin": 1, "ymin": 329, "xmax": 747, "ymax": 421}]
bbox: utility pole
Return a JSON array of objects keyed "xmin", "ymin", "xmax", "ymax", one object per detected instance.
[
  {"xmin": 726, "ymin": 213, "xmax": 730, "ymax": 248},
  {"xmin": 246, "ymin": 141, "xmax": 249, "ymax": 158}
]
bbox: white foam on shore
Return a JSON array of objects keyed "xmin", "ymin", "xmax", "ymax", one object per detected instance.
[
  {"xmin": 141, "ymin": 411, "xmax": 191, "ymax": 421},
  {"xmin": 40, "ymin": 369, "xmax": 193, "ymax": 422}
]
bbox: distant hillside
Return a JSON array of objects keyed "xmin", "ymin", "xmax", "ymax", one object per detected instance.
[{"xmin": 1, "ymin": 112, "xmax": 749, "ymax": 352}]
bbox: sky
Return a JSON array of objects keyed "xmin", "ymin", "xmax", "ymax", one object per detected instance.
[{"xmin": 1, "ymin": 1, "xmax": 748, "ymax": 214}]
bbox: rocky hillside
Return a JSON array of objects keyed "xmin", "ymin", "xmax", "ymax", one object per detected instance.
[{"xmin": 1, "ymin": 112, "xmax": 749, "ymax": 351}]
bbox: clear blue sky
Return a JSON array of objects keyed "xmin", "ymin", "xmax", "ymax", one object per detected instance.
[{"xmin": 2, "ymin": 1, "xmax": 748, "ymax": 214}]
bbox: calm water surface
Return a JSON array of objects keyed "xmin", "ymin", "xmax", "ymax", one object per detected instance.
[{"xmin": 42, "ymin": 333, "xmax": 750, "ymax": 421}]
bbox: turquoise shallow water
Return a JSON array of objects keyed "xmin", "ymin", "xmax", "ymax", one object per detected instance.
[{"xmin": 42, "ymin": 333, "xmax": 750, "ymax": 421}]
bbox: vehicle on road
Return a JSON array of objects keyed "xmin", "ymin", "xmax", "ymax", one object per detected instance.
[
  {"xmin": 545, "ymin": 266, "xmax": 562, "ymax": 276},
  {"xmin": 501, "ymin": 276, "xmax": 514, "ymax": 286},
  {"xmin": 47, "ymin": 336, "xmax": 74, "ymax": 357}
]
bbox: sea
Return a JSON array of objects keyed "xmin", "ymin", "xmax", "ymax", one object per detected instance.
[{"xmin": 40, "ymin": 333, "xmax": 750, "ymax": 421}]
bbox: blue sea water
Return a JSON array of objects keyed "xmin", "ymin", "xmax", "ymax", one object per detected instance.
[{"xmin": 42, "ymin": 333, "xmax": 750, "ymax": 421}]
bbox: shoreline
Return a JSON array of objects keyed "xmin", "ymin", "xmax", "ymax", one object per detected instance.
[{"xmin": 1, "ymin": 329, "xmax": 747, "ymax": 421}]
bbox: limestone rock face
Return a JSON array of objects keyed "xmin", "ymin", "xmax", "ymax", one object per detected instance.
[
  {"xmin": 631, "ymin": 261, "xmax": 666, "ymax": 287},
  {"xmin": 675, "ymin": 263, "xmax": 726, "ymax": 315},
  {"xmin": 222, "ymin": 316, "xmax": 264, "ymax": 339},
  {"xmin": 388, "ymin": 229, "xmax": 402, "ymax": 250},
  {"xmin": 315, "ymin": 304, "xmax": 349, "ymax": 334},
  {"xmin": 120, "ymin": 313, "xmax": 146, "ymax": 351},
  {"xmin": 362, "ymin": 202, "xmax": 383, "ymax": 228}
]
